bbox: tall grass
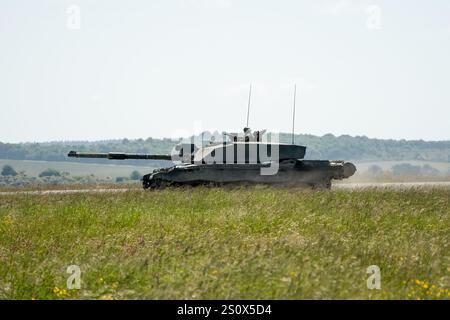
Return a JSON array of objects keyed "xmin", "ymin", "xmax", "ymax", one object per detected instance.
[{"xmin": 0, "ymin": 187, "xmax": 449, "ymax": 299}]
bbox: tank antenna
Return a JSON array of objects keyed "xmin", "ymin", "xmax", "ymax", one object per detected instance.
[
  {"xmin": 291, "ymin": 84, "xmax": 297, "ymax": 144},
  {"xmin": 246, "ymin": 84, "xmax": 252, "ymax": 127}
]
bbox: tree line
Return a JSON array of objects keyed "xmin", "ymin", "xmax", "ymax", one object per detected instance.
[{"xmin": 0, "ymin": 133, "xmax": 449, "ymax": 164}]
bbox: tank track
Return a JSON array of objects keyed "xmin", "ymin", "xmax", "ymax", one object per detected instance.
[{"xmin": 142, "ymin": 160, "xmax": 355, "ymax": 190}]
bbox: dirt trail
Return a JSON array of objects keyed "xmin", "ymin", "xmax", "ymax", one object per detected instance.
[
  {"xmin": 334, "ymin": 182, "xmax": 450, "ymax": 189},
  {"xmin": 0, "ymin": 182, "xmax": 449, "ymax": 196},
  {"xmin": 0, "ymin": 188, "xmax": 132, "ymax": 196}
]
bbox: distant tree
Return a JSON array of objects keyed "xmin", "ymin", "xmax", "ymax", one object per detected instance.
[
  {"xmin": 130, "ymin": 170, "xmax": 141, "ymax": 180},
  {"xmin": 391, "ymin": 163, "xmax": 422, "ymax": 176},
  {"xmin": 116, "ymin": 176, "xmax": 128, "ymax": 183},
  {"xmin": 421, "ymin": 164, "xmax": 440, "ymax": 176},
  {"xmin": 38, "ymin": 168, "xmax": 61, "ymax": 177},
  {"xmin": 1, "ymin": 165, "xmax": 18, "ymax": 176},
  {"xmin": 367, "ymin": 165, "xmax": 383, "ymax": 176}
]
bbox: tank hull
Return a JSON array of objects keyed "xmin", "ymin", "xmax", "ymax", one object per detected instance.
[{"xmin": 142, "ymin": 160, "xmax": 356, "ymax": 189}]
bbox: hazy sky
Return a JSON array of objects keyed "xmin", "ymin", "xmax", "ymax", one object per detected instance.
[{"xmin": 1, "ymin": 0, "xmax": 450, "ymax": 142}]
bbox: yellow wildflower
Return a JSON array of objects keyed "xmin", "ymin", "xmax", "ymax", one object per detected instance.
[{"xmin": 53, "ymin": 286, "xmax": 70, "ymax": 298}]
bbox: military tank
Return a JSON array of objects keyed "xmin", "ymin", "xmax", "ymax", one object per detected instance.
[{"xmin": 68, "ymin": 127, "xmax": 356, "ymax": 189}]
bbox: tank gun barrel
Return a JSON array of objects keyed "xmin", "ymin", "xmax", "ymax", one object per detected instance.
[{"xmin": 68, "ymin": 151, "xmax": 172, "ymax": 161}]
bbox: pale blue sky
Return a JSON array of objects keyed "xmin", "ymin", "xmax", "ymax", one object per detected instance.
[{"xmin": 1, "ymin": 0, "xmax": 449, "ymax": 142}]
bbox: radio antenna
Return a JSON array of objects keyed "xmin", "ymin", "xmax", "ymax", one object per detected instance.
[
  {"xmin": 291, "ymin": 84, "xmax": 297, "ymax": 144},
  {"xmin": 246, "ymin": 84, "xmax": 252, "ymax": 128}
]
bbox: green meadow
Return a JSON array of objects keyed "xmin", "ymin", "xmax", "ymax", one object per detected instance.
[{"xmin": 0, "ymin": 187, "xmax": 449, "ymax": 300}]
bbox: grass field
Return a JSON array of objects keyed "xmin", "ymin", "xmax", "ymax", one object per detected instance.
[
  {"xmin": 0, "ymin": 187, "xmax": 449, "ymax": 300},
  {"xmin": 353, "ymin": 160, "xmax": 450, "ymax": 173},
  {"xmin": 0, "ymin": 159, "xmax": 157, "ymax": 178}
]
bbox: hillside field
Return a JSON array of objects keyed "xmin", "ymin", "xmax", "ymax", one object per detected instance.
[
  {"xmin": 353, "ymin": 160, "xmax": 450, "ymax": 173},
  {"xmin": 0, "ymin": 187, "xmax": 449, "ymax": 300},
  {"xmin": 1, "ymin": 159, "xmax": 449, "ymax": 182},
  {"xmin": 0, "ymin": 159, "xmax": 157, "ymax": 179}
]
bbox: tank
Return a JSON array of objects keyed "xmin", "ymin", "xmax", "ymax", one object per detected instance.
[{"xmin": 67, "ymin": 127, "xmax": 356, "ymax": 189}]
